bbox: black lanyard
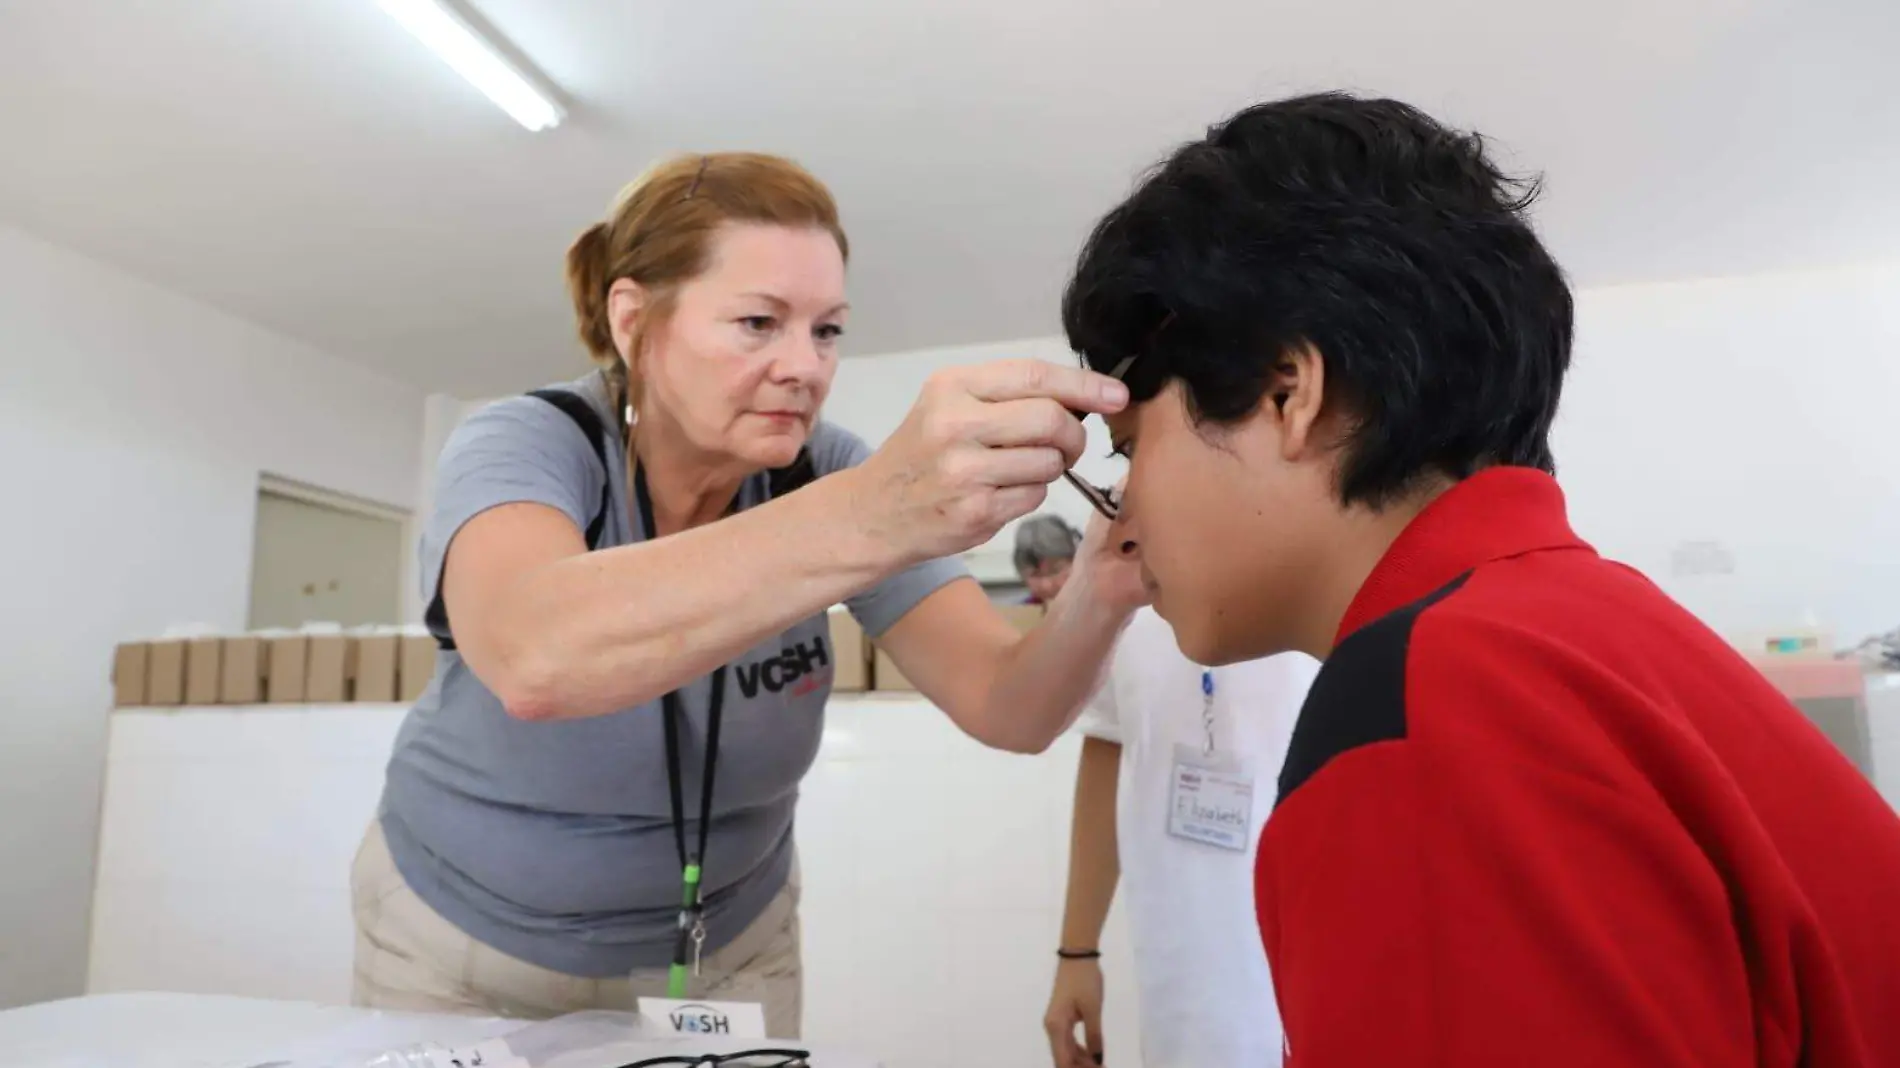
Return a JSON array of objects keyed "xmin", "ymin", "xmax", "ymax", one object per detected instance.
[{"xmin": 634, "ymin": 460, "xmax": 726, "ymax": 996}]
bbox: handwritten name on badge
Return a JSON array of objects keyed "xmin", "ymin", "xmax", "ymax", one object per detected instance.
[{"xmin": 1168, "ymin": 759, "xmax": 1255, "ymax": 851}]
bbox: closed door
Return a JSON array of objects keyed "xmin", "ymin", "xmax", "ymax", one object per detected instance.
[{"xmin": 248, "ymin": 489, "xmax": 405, "ymax": 629}]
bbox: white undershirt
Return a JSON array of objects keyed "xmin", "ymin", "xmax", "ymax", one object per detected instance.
[{"xmin": 1076, "ymin": 609, "xmax": 1320, "ymax": 1068}]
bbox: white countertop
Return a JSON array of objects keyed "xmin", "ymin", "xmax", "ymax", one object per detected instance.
[
  {"xmin": 0, "ymin": 992, "xmax": 879, "ymax": 1068},
  {"xmin": 0, "ymin": 992, "xmax": 513, "ymax": 1068}
]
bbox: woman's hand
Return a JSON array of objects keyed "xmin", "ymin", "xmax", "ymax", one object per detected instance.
[
  {"xmin": 1065, "ymin": 489, "xmax": 1149, "ymax": 617},
  {"xmin": 850, "ymin": 359, "xmax": 1128, "ymax": 566}
]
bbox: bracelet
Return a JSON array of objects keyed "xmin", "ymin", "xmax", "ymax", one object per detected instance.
[{"xmin": 1056, "ymin": 948, "xmax": 1102, "ymax": 960}]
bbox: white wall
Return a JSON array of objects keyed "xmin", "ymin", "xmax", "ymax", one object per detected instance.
[
  {"xmin": 0, "ymin": 224, "xmax": 426, "ymax": 1007},
  {"xmin": 831, "ymin": 261, "xmax": 1900, "ymax": 645},
  {"xmin": 1556, "ymin": 262, "xmax": 1900, "ymax": 644},
  {"xmin": 400, "ymin": 393, "xmax": 483, "ymax": 624},
  {"xmin": 826, "ymin": 339, "xmax": 1125, "ymax": 573}
]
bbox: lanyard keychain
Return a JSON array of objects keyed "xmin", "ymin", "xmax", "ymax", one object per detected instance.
[
  {"xmin": 635, "ymin": 461, "xmax": 727, "ymax": 999},
  {"xmin": 1201, "ymin": 669, "xmax": 1216, "ymax": 757},
  {"xmin": 662, "ymin": 671, "xmax": 725, "ymax": 997},
  {"xmin": 1165, "ymin": 667, "xmax": 1253, "ymax": 852}
]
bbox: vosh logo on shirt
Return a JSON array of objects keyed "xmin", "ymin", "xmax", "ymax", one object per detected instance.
[
  {"xmin": 736, "ymin": 636, "xmax": 832, "ymax": 698},
  {"xmin": 668, "ymin": 1002, "xmax": 733, "ymax": 1035}
]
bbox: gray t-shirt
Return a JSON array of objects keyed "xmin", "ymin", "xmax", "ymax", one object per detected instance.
[{"xmin": 379, "ymin": 372, "xmax": 964, "ymax": 977}]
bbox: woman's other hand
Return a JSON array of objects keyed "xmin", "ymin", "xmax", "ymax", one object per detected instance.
[
  {"xmin": 1068, "ymin": 487, "xmax": 1148, "ymax": 617},
  {"xmin": 853, "ymin": 358, "xmax": 1128, "ymax": 565}
]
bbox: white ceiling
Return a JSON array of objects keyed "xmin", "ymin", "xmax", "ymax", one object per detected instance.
[{"xmin": 2, "ymin": 0, "xmax": 1897, "ymax": 397}]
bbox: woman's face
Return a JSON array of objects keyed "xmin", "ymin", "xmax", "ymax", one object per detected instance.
[
  {"xmin": 623, "ymin": 222, "xmax": 848, "ymax": 470},
  {"xmin": 1020, "ymin": 557, "xmax": 1073, "ymax": 604}
]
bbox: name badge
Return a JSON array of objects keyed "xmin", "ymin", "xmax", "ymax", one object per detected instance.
[
  {"xmin": 1167, "ymin": 745, "xmax": 1255, "ymax": 851},
  {"xmin": 639, "ymin": 997, "xmax": 770, "ymax": 1040}
]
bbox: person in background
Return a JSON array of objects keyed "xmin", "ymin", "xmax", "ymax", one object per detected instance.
[
  {"xmin": 1061, "ymin": 91, "xmax": 1900, "ymax": 1066},
  {"xmin": 1014, "ymin": 515, "xmax": 1082, "ymax": 604},
  {"xmin": 354, "ymin": 152, "xmax": 1145, "ymax": 1034},
  {"xmin": 1043, "ymin": 605, "xmax": 1318, "ymax": 1068}
]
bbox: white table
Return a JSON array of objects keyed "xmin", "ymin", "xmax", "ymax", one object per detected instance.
[
  {"xmin": 0, "ymin": 992, "xmax": 506, "ymax": 1067},
  {"xmin": 0, "ymin": 992, "xmax": 879, "ymax": 1068}
]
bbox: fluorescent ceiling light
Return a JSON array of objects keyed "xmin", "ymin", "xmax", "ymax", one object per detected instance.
[{"xmin": 378, "ymin": 0, "xmax": 564, "ymax": 132}]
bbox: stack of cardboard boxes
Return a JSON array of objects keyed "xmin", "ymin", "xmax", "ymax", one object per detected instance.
[
  {"xmin": 112, "ymin": 630, "xmax": 439, "ymax": 708},
  {"xmin": 832, "ymin": 602, "xmax": 1045, "ymax": 694},
  {"xmin": 113, "ymin": 602, "xmax": 1050, "ymax": 708}
]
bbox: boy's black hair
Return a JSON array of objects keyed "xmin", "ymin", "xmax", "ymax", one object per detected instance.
[{"xmin": 1062, "ymin": 92, "xmax": 1574, "ymax": 508}]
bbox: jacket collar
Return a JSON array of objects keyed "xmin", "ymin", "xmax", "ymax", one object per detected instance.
[{"xmin": 1336, "ymin": 467, "xmax": 1592, "ymax": 644}]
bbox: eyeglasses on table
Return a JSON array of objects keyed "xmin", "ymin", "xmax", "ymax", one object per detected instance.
[{"xmin": 614, "ymin": 1049, "xmax": 811, "ymax": 1068}]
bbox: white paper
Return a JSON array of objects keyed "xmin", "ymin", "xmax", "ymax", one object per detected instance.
[{"xmin": 420, "ymin": 1039, "xmax": 531, "ymax": 1068}]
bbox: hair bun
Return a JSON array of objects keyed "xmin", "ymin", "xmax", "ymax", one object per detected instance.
[{"xmin": 564, "ymin": 221, "xmax": 615, "ymax": 362}]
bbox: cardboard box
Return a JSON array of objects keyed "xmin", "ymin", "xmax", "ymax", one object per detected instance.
[
  {"xmin": 398, "ymin": 635, "xmax": 437, "ymax": 703},
  {"xmin": 184, "ymin": 638, "xmax": 222, "ymax": 705},
  {"xmin": 998, "ymin": 603, "xmax": 1046, "ymax": 634},
  {"xmin": 354, "ymin": 635, "xmax": 400, "ymax": 703},
  {"xmin": 1735, "ymin": 626, "xmax": 1834, "ymax": 662},
  {"xmin": 828, "ymin": 608, "xmax": 869, "ymax": 693},
  {"xmin": 861, "ymin": 603, "xmax": 1043, "ymax": 694},
  {"xmin": 265, "ymin": 636, "xmax": 309, "ymax": 704},
  {"xmin": 220, "ymin": 637, "xmax": 266, "ymax": 704},
  {"xmin": 146, "ymin": 640, "xmax": 186, "ymax": 706},
  {"xmin": 112, "ymin": 643, "xmax": 149, "ymax": 707},
  {"xmin": 872, "ymin": 646, "xmax": 915, "ymax": 693},
  {"xmin": 306, "ymin": 635, "xmax": 350, "ymax": 703}
]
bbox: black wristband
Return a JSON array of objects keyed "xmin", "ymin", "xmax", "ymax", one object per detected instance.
[{"xmin": 1057, "ymin": 947, "xmax": 1102, "ymax": 960}]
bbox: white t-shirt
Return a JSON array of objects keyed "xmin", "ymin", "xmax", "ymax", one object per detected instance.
[{"xmin": 1076, "ymin": 609, "xmax": 1320, "ymax": 1068}]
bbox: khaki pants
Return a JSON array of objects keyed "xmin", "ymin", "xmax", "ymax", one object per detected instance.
[{"xmin": 351, "ymin": 821, "xmax": 803, "ymax": 1038}]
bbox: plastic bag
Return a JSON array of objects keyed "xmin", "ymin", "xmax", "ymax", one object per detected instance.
[
  {"xmin": 300, "ymin": 1011, "xmax": 649, "ymax": 1068},
  {"xmin": 462, "ymin": 1011, "xmax": 653, "ymax": 1068}
]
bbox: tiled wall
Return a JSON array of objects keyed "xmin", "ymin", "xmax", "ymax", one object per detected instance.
[
  {"xmin": 797, "ymin": 701, "xmax": 1141, "ymax": 1068},
  {"xmin": 86, "ymin": 699, "xmax": 1143, "ymax": 1068},
  {"xmin": 88, "ymin": 705, "xmax": 398, "ymax": 1004}
]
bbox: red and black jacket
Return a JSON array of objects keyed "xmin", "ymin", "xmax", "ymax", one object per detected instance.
[{"xmin": 1257, "ymin": 467, "xmax": 1900, "ymax": 1067}]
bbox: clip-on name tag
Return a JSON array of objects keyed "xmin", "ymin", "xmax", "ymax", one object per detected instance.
[
  {"xmin": 1166, "ymin": 669, "xmax": 1256, "ymax": 851},
  {"xmin": 1168, "ymin": 746, "xmax": 1256, "ymax": 851}
]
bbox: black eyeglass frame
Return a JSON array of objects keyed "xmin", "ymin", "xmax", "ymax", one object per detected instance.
[
  {"xmin": 614, "ymin": 1049, "xmax": 811, "ymax": 1068},
  {"xmin": 1061, "ymin": 352, "xmax": 1138, "ymax": 520}
]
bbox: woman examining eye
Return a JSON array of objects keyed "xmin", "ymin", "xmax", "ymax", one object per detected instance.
[{"xmin": 349, "ymin": 152, "xmax": 1147, "ymax": 1035}]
